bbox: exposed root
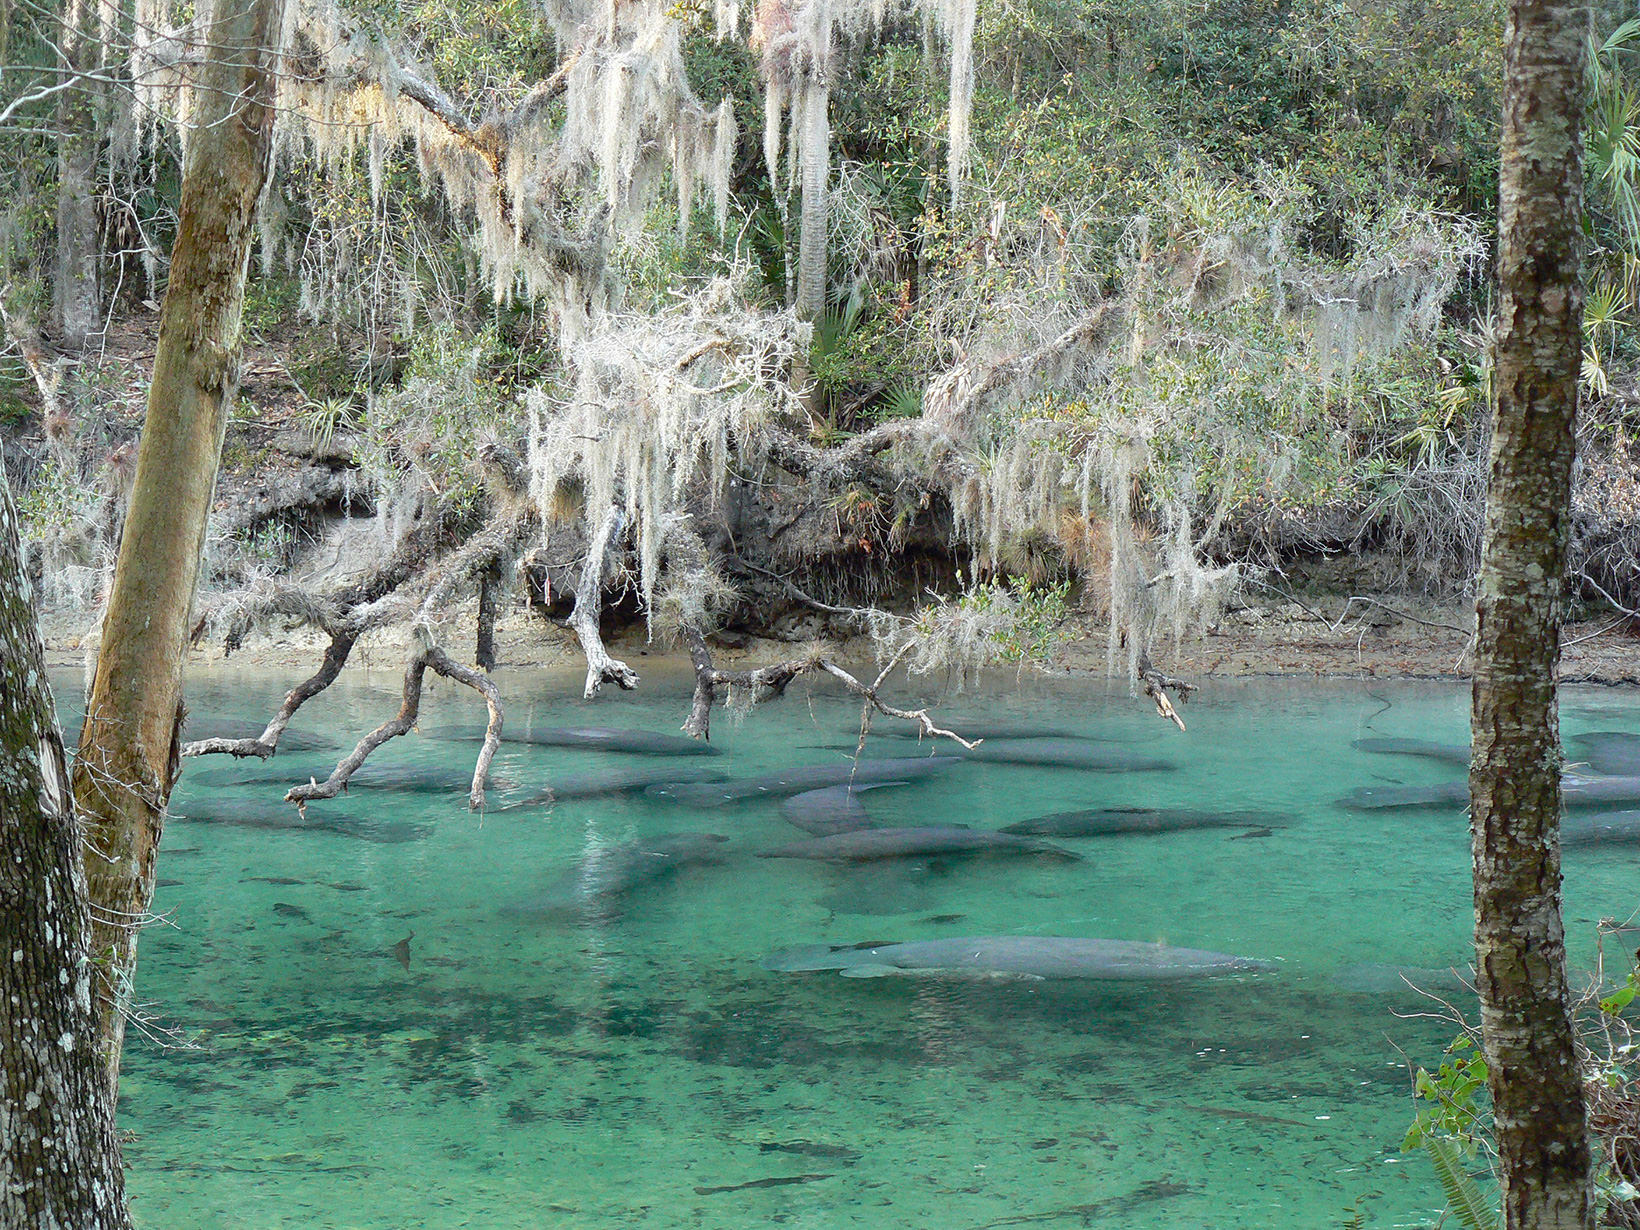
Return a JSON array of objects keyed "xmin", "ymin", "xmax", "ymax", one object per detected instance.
[{"xmin": 286, "ymin": 630, "xmax": 503, "ymax": 810}]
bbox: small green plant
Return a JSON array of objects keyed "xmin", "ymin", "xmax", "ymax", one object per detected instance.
[
  {"xmin": 1403, "ymin": 1033, "xmax": 1500, "ymax": 1230},
  {"xmin": 299, "ymin": 396, "xmax": 355, "ymax": 449}
]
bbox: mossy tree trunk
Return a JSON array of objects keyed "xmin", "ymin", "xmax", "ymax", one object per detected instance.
[
  {"xmin": 0, "ymin": 453, "xmax": 131, "ymax": 1230},
  {"xmin": 72, "ymin": 0, "xmax": 288, "ymax": 1089},
  {"xmin": 54, "ymin": 0, "xmax": 105, "ymax": 348},
  {"xmin": 1469, "ymin": 0, "xmax": 1594, "ymax": 1225}
]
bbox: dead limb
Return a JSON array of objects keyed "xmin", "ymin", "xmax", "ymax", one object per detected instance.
[
  {"xmin": 185, "ymin": 629, "xmax": 359, "ymax": 759},
  {"xmin": 183, "ymin": 491, "xmax": 494, "ymax": 759},
  {"xmin": 1137, "ymin": 653, "xmax": 1195, "ymax": 732},
  {"xmin": 680, "ymin": 630, "xmax": 975, "ymax": 748},
  {"xmin": 732, "ymin": 556, "xmax": 875, "ymax": 624},
  {"xmin": 572, "ymin": 504, "xmax": 639, "ymax": 699},
  {"xmin": 286, "ymin": 631, "xmax": 503, "ymax": 810}
]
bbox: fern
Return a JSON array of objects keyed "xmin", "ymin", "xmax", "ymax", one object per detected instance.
[{"xmin": 1425, "ymin": 1136, "xmax": 1499, "ymax": 1230}]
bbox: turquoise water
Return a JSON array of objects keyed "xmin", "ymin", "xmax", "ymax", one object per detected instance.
[{"xmin": 69, "ymin": 667, "xmax": 1640, "ymax": 1228}]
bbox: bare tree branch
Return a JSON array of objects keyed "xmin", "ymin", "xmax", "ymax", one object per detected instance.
[
  {"xmin": 680, "ymin": 629, "xmax": 976, "ymax": 748},
  {"xmin": 286, "ymin": 631, "xmax": 503, "ymax": 809}
]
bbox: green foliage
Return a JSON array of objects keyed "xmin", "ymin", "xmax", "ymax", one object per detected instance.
[
  {"xmin": 1424, "ymin": 1136, "xmax": 1500, "ymax": 1230},
  {"xmin": 954, "ymin": 574, "xmax": 1073, "ymax": 666},
  {"xmin": 356, "ymin": 323, "xmax": 515, "ymax": 507},
  {"xmin": 16, "ymin": 458, "xmax": 85, "ymax": 536},
  {"xmin": 1404, "ymin": 1034, "xmax": 1491, "ymax": 1152}
]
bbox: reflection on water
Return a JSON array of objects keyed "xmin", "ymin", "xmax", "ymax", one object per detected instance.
[{"xmin": 60, "ymin": 668, "xmax": 1639, "ymax": 1228}]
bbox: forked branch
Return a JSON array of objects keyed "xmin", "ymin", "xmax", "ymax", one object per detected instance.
[{"xmin": 286, "ymin": 632, "xmax": 504, "ymax": 809}]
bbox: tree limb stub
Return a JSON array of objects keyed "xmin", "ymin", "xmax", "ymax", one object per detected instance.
[
  {"xmin": 572, "ymin": 504, "xmax": 639, "ymax": 699},
  {"xmin": 286, "ymin": 635, "xmax": 503, "ymax": 810}
]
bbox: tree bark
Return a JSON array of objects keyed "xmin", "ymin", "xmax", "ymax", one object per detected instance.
[
  {"xmin": 476, "ymin": 559, "xmax": 502, "ymax": 671},
  {"xmin": 71, "ymin": 0, "xmax": 289, "ymax": 1089},
  {"xmin": 54, "ymin": 0, "xmax": 104, "ymax": 349},
  {"xmin": 1469, "ymin": 0, "xmax": 1593, "ymax": 1224},
  {"xmin": 0, "ymin": 454, "xmax": 131, "ymax": 1230},
  {"xmin": 795, "ymin": 73, "xmax": 830, "ymax": 323}
]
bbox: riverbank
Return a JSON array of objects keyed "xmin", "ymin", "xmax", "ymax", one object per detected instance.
[{"xmin": 37, "ymin": 589, "xmax": 1640, "ymax": 690}]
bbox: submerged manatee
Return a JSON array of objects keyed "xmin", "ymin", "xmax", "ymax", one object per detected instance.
[
  {"xmin": 648, "ymin": 757, "xmax": 958, "ymax": 806},
  {"xmin": 434, "ymin": 725, "xmax": 719, "ymax": 756},
  {"xmin": 1352, "ymin": 737, "xmax": 1470, "ymax": 765},
  {"xmin": 780, "ymin": 782, "xmax": 909, "ymax": 836},
  {"xmin": 956, "ymin": 740, "xmax": 1175, "ymax": 771},
  {"xmin": 760, "ymin": 826, "xmax": 1080, "ymax": 862},
  {"xmin": 1563, "ymin": 810, "xmax": 1640, "ymax": 845},
  {"xmin": 763, "ymin": 936, "xmax": 1276, "ymax": 980},
  {"xmin": 879, "ymin": 721, "xmax": 1084, "ymax": 742},
  {"xmin": 498, "ymin": 764, "xmax": 730, "ymax": 810},
  {"xmin": 1339, "ymin": 781, "xmax": 1468, "ymax": 810},
  {"xmin": 1344, "ymin": 774, "xmax": 1640, "ymax": 810},
  {"xmin": 1002, "ymin": 807, "xmax": 1290, "ymax": 837},
  {"xmin": 504, "ymin": 832, "xmax": 730, "ymax": 919},
  {"xmin": 1568, "ymin": 731, "xmax": 1640, "ymax": 776},
  {"xmin": 817, "ymin": 863, "xmax": 936, "ymax": 915},
  {"xmin": 180, "ymin": 720, "xmax": 339, "ymax": 752},
  {"xmin": 171, "ymin": 799, "xmax": 431, "ymax": 843}
]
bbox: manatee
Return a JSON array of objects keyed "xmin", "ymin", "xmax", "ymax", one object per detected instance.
[
  {"xmin": 197, "ymin": 760, "xmax": 511, "ymax": 797},
  {"xmin": 1352, "ymin": 737, "xmax": 1470, "ymax": 765},
  {"xmin": 1002, "ymin": 807, "xmax": 1290, "ymax": 837},
  {"xmin": 763, "ymin": 936, "xmax": 1276, "ymax": 980},
  {"xmin": 1567, "ymin": 731, "xmax": 1640, "ymax": 776},
  {"xmin": 504, "ymin": 832, "xmax": 730, "ymax": 919},
  {"xmin": 1339, "ymin": 781, "xmax": 1468, "ymax": 810},
  {"xmin": 780, "ymin": 782, "xmax": 909, "ymax": 836},
  {"xmin": 760, "ymin": 826, "xmax": 1080, "ymax": 862},
  {"xmin": 1343, "ymin": 774, "xmax": 1640, "ymax": 811},
  {"xmin": 648, "ymin": 757, "xmax": 959, "ymax": 806},
  {"xmin": 1331, "ymin": 962, "xmax": 1471, "ymax": 996},
  {"xmin": 497, "ymin": 764, "xmax": 730, "ymax": 810},
  {"xmin": 955, "ymin": 739, "xmax": 1175, "ymax": 771},
  {"xmin": 188, "ymin": 760, "xmax": 331, "ymax": 788},
  {"xmin": 432, "ymin": 725, "xmax": 719, "ymax": 756},
  {"xmin": 171, "ymin": 800, "xmax": 430, "ymax": 844},
  {"xmin": 1563, "ymin": 810, "xmax": 1640, "ymax": 845},
  {"xmin": 345, "ymin": 763, "xmax": 515, "ymax": 795}
]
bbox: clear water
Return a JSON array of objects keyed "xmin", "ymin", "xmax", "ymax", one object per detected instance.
[{"xmin": 62, "ymin": 666, "xmax": 1640, "ymax": 1228}]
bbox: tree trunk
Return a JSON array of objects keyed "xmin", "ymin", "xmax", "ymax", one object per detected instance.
[
  {"xmin": 0, "ymin": 453, "xmax": 131, "ymax": 1230},
  {"xmin": 54, "ymin": 0, "xmax": 104, "ymax": 348},
  {"xmin": 795, "ymin": 75, "xmax": 830, "ymax": 324},
  {"xmin": 72, "ymin": 0, "xmax": 289, "ymax": 1089},
  {"xmin": 476, "ymin": 559, "xmax": 502, "ymax": 671},
  {"xmin": 1469, "ymin": 0, "xmax": 1593, "ymax": 1224}
]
